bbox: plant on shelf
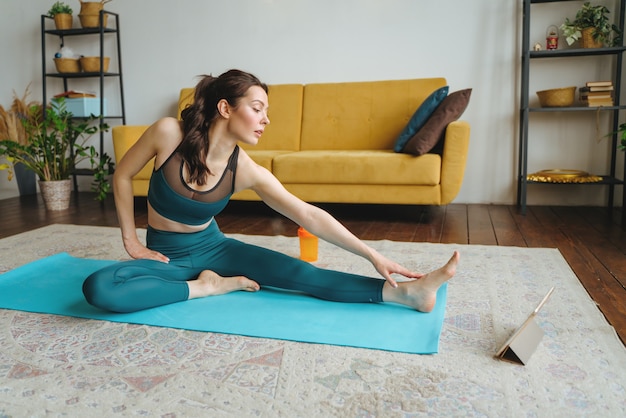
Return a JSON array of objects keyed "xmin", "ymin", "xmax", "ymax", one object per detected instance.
[
  {"xmin": 0, "ymin": 98, "xmax": 115, "ymax": 204},
  {"xmin": 47, "ymin": 1, "xmax": 73, "ymax": 30},
  {"xmin": 559, "ymin": 1, "xmax": 622, "ymax": 48},
  {"xmin": 47, "ymin": 1, "xmax": 73, "ymax": 15}
]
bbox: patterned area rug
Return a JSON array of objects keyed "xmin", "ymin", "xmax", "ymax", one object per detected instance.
[{"xmin": 0, "ymin": 224, "xmax": 625, "ymax": 417}]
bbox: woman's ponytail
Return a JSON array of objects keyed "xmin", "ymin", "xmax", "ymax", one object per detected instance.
[{"xmin": 179, "ymin": 70, "xmax": 268, "ymax": 185}]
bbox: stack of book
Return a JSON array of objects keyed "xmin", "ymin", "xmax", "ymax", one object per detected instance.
[{"xmin": 579, "ymin": 81, "xmax": 614, "ymax": 107}]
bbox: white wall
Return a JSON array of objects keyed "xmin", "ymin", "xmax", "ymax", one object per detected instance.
[{"xmin": 1, "ymin": 0, "xmax": 624, "ymax": 206}]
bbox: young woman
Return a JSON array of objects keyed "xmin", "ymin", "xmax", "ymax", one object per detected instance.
[{"xmin": 83, "ymin": 69, "xmax": 459, "ymax": 313}]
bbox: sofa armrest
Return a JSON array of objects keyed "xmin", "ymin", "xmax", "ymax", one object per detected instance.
[
  {"xmin": 111, "ymin": 125, "xmax": 154, "ymax": 181},
  {"xmin": 440, "ymin": 120, "xmax": 470, "ymax": 204}
]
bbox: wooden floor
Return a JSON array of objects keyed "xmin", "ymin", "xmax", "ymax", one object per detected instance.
[{"xmin": 1, "ymin": 192, "xmax": 625, "ymax": 346}]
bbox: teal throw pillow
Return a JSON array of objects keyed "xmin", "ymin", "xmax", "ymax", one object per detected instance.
[{"xmin": 393, "ymin": 86, "xmax": 449, "ymax": 153}]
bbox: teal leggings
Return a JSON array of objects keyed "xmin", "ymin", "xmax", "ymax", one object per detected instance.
[{"xmin": 83, "ymin": 221, "xmax": 385, "ymax": 313}]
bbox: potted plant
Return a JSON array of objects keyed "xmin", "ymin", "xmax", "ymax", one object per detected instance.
[
  {"xmin": 559, "ymin": 2, "xmax": 622, "ymax": 48},
  {"xmin": 0, "ymin": 87, "xmax": 41, "ymax": 195},
  {"xmin": 48, "ymin": 1, "xmax": 74, "ymax": 30},
  {"xmin": 0, "ymin": 98, "xmax": 114, "ymax": 210}
]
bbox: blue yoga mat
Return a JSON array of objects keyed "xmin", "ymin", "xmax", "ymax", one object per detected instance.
[{"xmin": 0, "ymin": 253, "xmax": 447, "ymax": 354}]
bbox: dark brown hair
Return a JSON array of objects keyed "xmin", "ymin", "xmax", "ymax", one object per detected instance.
[{"xmin": 179, "ymin": 69, "xmax": 268, "ymax": 185}]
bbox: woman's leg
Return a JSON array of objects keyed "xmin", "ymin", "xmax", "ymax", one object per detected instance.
[
  {"xmin": 187, "ymin": 223, "xmax": 458, "ymax": 311},
  {"xmin": 83, "ymin": 259, "xmax": 201, "ymax": 313},
  {"xmin": 83, "ymin": 222, "xmax": 456, "ymax": 313},
  {"xmin": 83, "ymin": 226, "xmax": 209, "ymax": 313},
  {"xmin": 189, "ymin": 231, "xmax": 386, "ymax": 303}
]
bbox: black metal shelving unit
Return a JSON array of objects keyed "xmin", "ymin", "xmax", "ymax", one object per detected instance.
[
  {"xmin": 41, "ymin": 10, "xmax": 125, "ymax": 189},
  {"xmin": 518, "ymin": 0, "xmax": 626, "ymax": 222}
]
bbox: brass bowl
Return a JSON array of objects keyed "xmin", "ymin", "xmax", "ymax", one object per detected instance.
[{"xmin": 527, "ymin": 169, "xmax": 602, "ymax": 183}]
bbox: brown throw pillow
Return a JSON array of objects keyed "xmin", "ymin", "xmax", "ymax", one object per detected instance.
[{"xmin": 401, "ymin": 88, "xmax": 472, "ymax": 156}]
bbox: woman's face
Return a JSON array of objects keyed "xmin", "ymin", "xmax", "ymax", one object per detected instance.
[{"xmin": 227, "ymin": 85, "xmax": 270, "ymax": 145}]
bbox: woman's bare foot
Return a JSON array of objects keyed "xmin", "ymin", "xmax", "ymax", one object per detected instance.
[
  {"xmin": 383, "ymin": 251, "xmax": 459, "ymax": 312},
  {"xmin": 187, "ymin": 270, "xmax": 260, "ymax": 299}
]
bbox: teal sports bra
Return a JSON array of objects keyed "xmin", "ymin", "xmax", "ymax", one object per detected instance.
[{"xmin": 148, "ymin": 146, "xmax": 239, "ymax": 225}]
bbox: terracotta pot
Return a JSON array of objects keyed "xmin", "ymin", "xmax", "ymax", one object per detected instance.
[
  {"xmin": 39, "ymin": 179, "xmax": 72, "ymax": 211},
  {"xmin": 53, "ymin": 13, "xmax": 73, "ymax": 30}
]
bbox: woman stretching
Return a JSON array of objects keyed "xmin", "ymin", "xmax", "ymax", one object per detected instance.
[{"xmin": 83, "ymin": 69, "xmax": 459, "ymax": 313}]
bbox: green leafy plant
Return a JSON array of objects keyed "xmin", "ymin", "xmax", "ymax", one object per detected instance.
[
  {"xmin": 560, "ymin": 2, "xmax": 622, "ymax": 46},
  {"xmin": 0, "ymin": 98, "xmax": 114, "ymax": 201},
  {"xmin": 559, "ymin": 2, "xmax": 622, "ymax": 47},
  {"xmin": 47, "ymin": 1, "xmax": 73, "ymax": 16},
  {"xmin": 607, "ymin": 123, "xmax": 626, "ymax": 152}
]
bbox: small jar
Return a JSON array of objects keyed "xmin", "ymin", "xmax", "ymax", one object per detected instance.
[{"xmin": 546, "ymin": 25, "xmax": 559, "ymax": 50}]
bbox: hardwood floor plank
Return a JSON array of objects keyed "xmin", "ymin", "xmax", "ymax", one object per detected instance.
[
  {"xmin": 467, "ymin": 204, "xmax": 497, "ymax": 245},
  {"xmin": 576, "ymin": 206, "xmax": 626, "ymax": 255},
  {"xmin": 440, "ymin": 205, "xmax": 468, "ymax": 244},
  {"xmin": 488, "ymin": 205, "xmax": 526, "ymax": 247},
  {"xmin": 510, "ymin": 206, "xmax": 556, "ymax": 247},
  {"xmin": 413, "ymin": 206, "xmax": 445, "ymax": 243}
]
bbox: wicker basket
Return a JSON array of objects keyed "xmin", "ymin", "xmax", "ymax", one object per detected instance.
[
  {"xmin": 78, "ymin": 0, "xmax": 109, "ymax": 27},
  {"xmin": 80, "ymin": 56, "xmax": 110, "ymax": 72},
  {"xmin": 54, "ymin": 58, "xmax": 81, "ymax": 73},
  {"xmin": 53, "ymin": 13, "xmax": 73, "ymax": 30},
  {"xmin": 580, "ymin": 27, "xmax": 603, "ymax": 48},
  {"xmin": 536, "ymin": 86, "xmax": 576, "ymax": 107}
]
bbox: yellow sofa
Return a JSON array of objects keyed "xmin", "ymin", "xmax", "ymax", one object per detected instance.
[{"xmin": 112, "ymin": 77, "xmax": 470, "ymax": 205}]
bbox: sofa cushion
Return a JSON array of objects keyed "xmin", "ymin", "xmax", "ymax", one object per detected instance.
[
  {"xmin": 401, "ymin": 88, "xmax": 472, "ymax": 156},
  {"xmin": 273, "ymin": 150, "xmax": 441, "ymax": 185},
  {"xmin": 300, "ymin": 78, "xmax": 447, "ymax": 151},
  {"xmin": 393, "ymin": 86, "xmax": 449, "ymax": 152},
  {"xmin": 245, "ymin": 150, "xmax": 295, "ymax": 171},
  {"xmin": 178, "ymin": 84, "xmax": 304, "ymax": 152}
]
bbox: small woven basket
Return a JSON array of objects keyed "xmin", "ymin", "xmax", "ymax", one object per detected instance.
[
  {"xmin": 580, "ymin": 27, "xmax": 603, "ymax": 48},
  {"xmin": 78, "ymin": 13, "xmax": 108, "ymax": 28},
  {"xmin": 80, "ymin": 56, "xmax": 110, "ymax": 72},
  {"xmin": 536, "ymin": 86, "xmax": 576, "ymax": 107},
  {"xmin": 54, "ymin": 58, "xmax": 81, "ymax": 73}
]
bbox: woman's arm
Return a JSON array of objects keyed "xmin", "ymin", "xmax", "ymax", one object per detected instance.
[
  {"xmin": 236, "ymin": 153, "xmax": 422, "ymax": 286},
  {"xmin": 113, "ymin": 117, "xmax": 181, "ymax": 262}
]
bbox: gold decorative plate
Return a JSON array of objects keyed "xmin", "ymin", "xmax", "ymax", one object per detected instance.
[{"xmin": 527, "ymin": 169, "xmax": 603, "ymax": 183}]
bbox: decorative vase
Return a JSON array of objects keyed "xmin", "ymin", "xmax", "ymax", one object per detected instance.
[
  {"xmin": 38, "ymin": 179, "xmax": 72, "ymax": 211},
  {"xmin": 53, "ymin": 13, "xmax": 73, "ymax": 30},
  {"xmin": 14, "ymin": 162, "xmax": 37, "ymax": 196},
  {"xmin": 581, "ymin": 27, "xmax": 604, "ymax": 48}
]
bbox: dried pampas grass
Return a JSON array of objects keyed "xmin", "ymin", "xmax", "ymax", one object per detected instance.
[{"xmin": 0, "ymin": 85, "xmax": 42, "ymax": 146}]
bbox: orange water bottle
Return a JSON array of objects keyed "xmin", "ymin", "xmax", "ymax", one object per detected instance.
[{"xmin": 297, "ymin": 227, "xmax": 318, "ymax": 262}]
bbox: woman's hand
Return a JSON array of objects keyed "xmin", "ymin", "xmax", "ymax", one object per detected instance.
[
  {"xmin": 369, "ymin": 249, "xmax": 423, "ymax": 288},
  {"xmin": 123, "ymin": 238, "xmax": 170, "ymax": 263}
]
